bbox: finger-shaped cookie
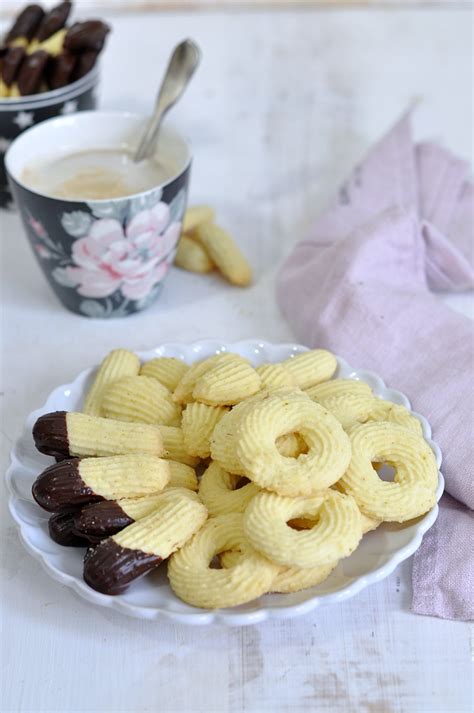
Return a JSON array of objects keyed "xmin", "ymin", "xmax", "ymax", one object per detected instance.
[
  {"xmin": 83, "ymin": 349, "xmax": 140, "ymax": 416},
  {"xmin": 364, "ymin": 399, "xmax": 423, "ymax": 435},
  {"xmin": 74, "ymin": 501, "xmax": 134, "ymax": 540},
  {"xmin": 101, "ymin": 375, "xmax": 181, "ymax": 426},
  {"xmin": 305, "ymin": 379, "xmax": 374, "ymax": 429},
  {"xmin": 173, "ymin": 354, "xmax": 232, "ymax": 404},
  {"xmin": 83, "ymin": 488, "xmax": 207, "ymax": 595},
  {"xmin": 64, "ymin": 20, "xmax": 110, "ymax": 53},
  {"xmin": 70, "ymin": 48, "xmax": 97, "ymax": 81},
  {"xmin": 182, "ymin": 402, "xmax": 229, "ymax": 458},
  {"xmin": 192, "ymin": 355, "xmax": 261, "ymax": 406},
  {"xmin": 6, "ymin": 5, "xmax": 45, "ymax": 43},
  {"xmin": 339, "ymin": 422, "xmax": 438, "ymax": 522},
  {"xmin": 193, "ymin": 223, "xmax": 252, "ymax": 287},
  {"xmin": 1, "ymin": 46, "xmax": 26, "ymax": 87},
  {"xmin": 243, "ymin": 489, "xmax": 362, "ymax": 568},
  {"xmin": 256, "ymin": 363, "xmax": 295, "ymax": 390},
  {"xmin": 182, "ymin": 205, "xmax": 215, "ymax": 233},
  {"xmin": 33, "ymin": 411, "xmax": 164, "ymax": 458},
  {"xmin": 47, "ymin": 49, "xmax": 76, "ymax": 88},
  {"xmin": 140, "ymin": 357, "xmax": 189, "ymax": 392},
  {"xmin": 236, "ymin": 390, "xmax": 351, "ymax": 497},
  {"xmin": 168, "ymin": 461, "xmax": 198, "ymax": 491},
  {"xmin": 175, "ymin": 234, "xmax": 215, "ymax": 274},
  {"xmin": 281, "ymin": 350, "xmax": 337, "ymax": 389},
  {"xmin": 198, "ymin": 461, "xmax": 260, "ymax": 516},
  {"xmin": 17, "ymin": 49, "xmax": 48, "ymax": 95},
  {"xmin": 168, "ymin": 513, "xmax": 279, "ymax": 608},
  {"xmin": 36, "ymin": 1, "xmax": 71, "ymax": 42},
  {"xmin": 32, "ymin": 454, "xmax": 170, "ymax": 512},
  {"xmin": 74, "ymin": 493, "xmax": 167, "ymax": 540},
  {"xmin": 48, "ymin": 512, "xmax": 88, "ymax": 547},
  {"xmin": 160, "ymin": 426, "xmax": 200, "ymax": 467}
]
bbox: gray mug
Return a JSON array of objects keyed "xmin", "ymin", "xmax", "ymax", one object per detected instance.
[{"xmin": 6, "ymin": 111, "xmax": 192, "ymax": 318}]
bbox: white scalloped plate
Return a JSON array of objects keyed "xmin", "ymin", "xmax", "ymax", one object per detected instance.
[{"xmin": 6, "ymin": 339, "xmax": 444, "ymax": 625}]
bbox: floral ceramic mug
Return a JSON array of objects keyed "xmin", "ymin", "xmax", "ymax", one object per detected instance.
[{"xmin": 5, "ymin": 111, "xmax": 191, "ymax": 318}]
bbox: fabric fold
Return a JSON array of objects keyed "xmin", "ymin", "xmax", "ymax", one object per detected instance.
[{"xmin": 276, "ymin": 111, "xmax": 474, "ymax": 620}]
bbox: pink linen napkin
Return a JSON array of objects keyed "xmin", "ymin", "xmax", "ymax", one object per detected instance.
[{"xmin": 276, "ymin": 111, "xmax": 474, "ymax": 620}]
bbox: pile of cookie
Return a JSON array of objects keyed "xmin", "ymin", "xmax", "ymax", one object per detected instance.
[
  {"xmin": 176, "ymin": 205, "xmax": 252, "ymax": 286},
  {"xmin": 31, "ymin": 347, "xmax": 438, "ymax": 608},
  {"xmin": 0, "ymin": 2, "xmax": 110, "ymax": 97}
]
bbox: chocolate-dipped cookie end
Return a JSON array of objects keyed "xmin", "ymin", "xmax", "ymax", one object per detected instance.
[
  {"xmin": 74, "ymin": 501, "xmax": 134, "ymax": 539},
  {"xmin": 32, "ymin": 457, "xmax": 103, "ymax": 512},
  {"xmin": 33, "ymin": 410, "xmax": 69, "ymax": 457},
  {"xmin": 83, "ymin": 540, "xmax": 162, "ymax": 595},
  {"xmin": 48, "ymin": 511, "xmax": 88, "ymax": 547}
]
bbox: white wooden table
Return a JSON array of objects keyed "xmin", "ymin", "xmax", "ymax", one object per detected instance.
[{"xmin": 1, "ymin": 5, "xmax": 473, "ymax": 712}]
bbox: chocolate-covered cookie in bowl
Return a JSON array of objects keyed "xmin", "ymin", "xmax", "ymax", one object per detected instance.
[{"xmin": 0, "ymin": 1, "xmax": 111, "ymax": 208}]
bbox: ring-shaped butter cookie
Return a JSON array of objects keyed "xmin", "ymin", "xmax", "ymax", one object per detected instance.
[
  {"xmin": 338, "ymin": 422, "xmax": 438, "ymax": 521},
  {"xmin": 168, "ymin": 513, "xmax": 279, "ymax": 608},
  {"xmin": 236, "ymin": 390, "xmax": 351, "ymax": 496},
  {"xmin": 243, "ymin": 489, "xmax": 362, "ymax": 568}
]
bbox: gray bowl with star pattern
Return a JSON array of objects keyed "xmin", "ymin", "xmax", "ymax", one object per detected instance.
[{"xmin": 0, "ymin": 64, "xmax": 99, "ymax": 210}]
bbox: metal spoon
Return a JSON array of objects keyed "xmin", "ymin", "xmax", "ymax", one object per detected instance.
[{"xmin": 133, "ymin": 39, "xmax": 201, "ymax": 163}]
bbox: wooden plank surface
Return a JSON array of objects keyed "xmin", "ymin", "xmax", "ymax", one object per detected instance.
[{"xmin": 1, "ymin": 5, "xmax": 473, "ymax": 713}]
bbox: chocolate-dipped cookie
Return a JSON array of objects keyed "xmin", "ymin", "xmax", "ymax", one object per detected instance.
[
  {"xmin": 5, "ymin": 4, "xmax": 45, "ymax": 43},
  {"xmin": 83, "ymin": 488, "xmax": 207, "ymax": 595},
  {"xmin": 48, "ymin": 511, "xmax": 89, "ymax": 547},
  {"xmin": 1, "ymin": 47, "xmax": 26, "ymax": 86},
  {"xmin": 46, "ymin": 50, "xmax": 76, "ymax": 89},
  {"xmin": 84, "ymin": 541, "xmax": 161, "ymax": 595},
  {"xmin": 33, "ymin": 458, "xmax": 104, "ymax": 512},
  {"xmin": 73, "ymin": 493, "xmax": 168, "ymax": 540},
  {"xmin": 64, "ymin": 21, "xmax": 110, "ymax": 53},
  {"xmin": 74, "ymin": 501, "xmax": 135, "ymax": 540},
  {"xmin": 32, "ymin": 411, "xmax": 165, "ymax": 458},
  {"xmin": 71, "ymin": 49, "xmax": 98, "ymax": 81},
  {"xmin": 32, "ymin": 454, "xmax": 170, "ymax": 512},
  {"xmin": 17, "ymin": 49, "xmax": 48, "ymax": 95},
  {"xmin": 36, "ymin": 1, "xmax": 72, "ymax": 42}
]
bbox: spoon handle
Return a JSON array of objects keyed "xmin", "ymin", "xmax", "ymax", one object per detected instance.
[{"xmin": 134, "ymin": 39, "xmax": 201, "ymax": 163}]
